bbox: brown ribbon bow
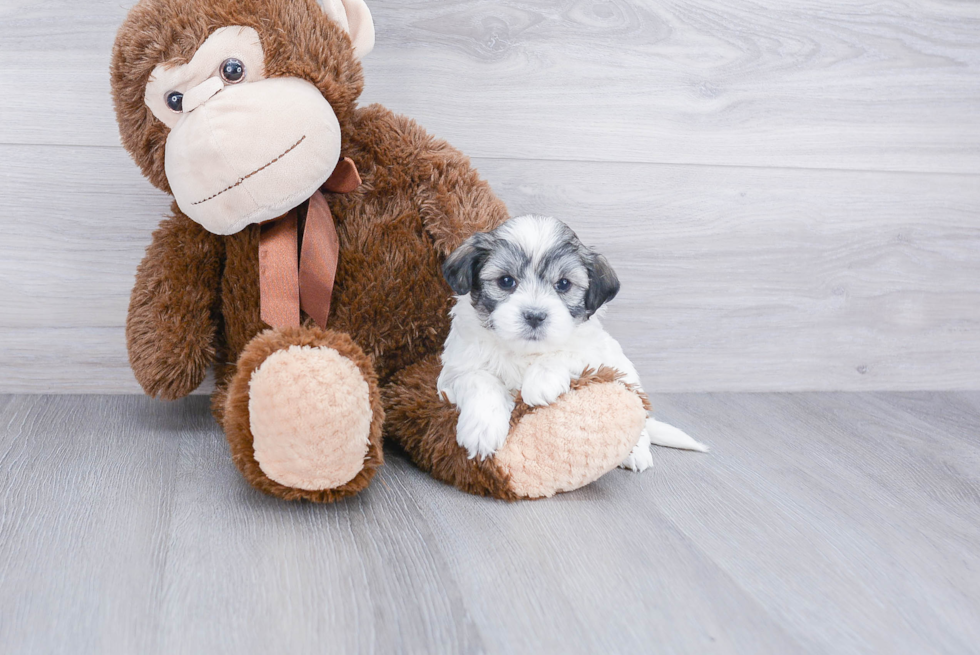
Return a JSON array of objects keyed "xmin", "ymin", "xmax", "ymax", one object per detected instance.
[{"xmin": 258, "ymin": 157, "xmax": 361, "ymax": 330}]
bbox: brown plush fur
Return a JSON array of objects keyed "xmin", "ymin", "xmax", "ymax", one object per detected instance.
[
  {"xmin": 224, "ymin": 326, "xmax": 384, "ymax": 502},
  {"xmin": 113, "ymin": 0, "xmax": 510, "ymax": 501},
  {"xmin": 202, "ymin": 103, "xmax": 509, "ymax": 395},
  {"xmin": 383, "ymin": 356, "xmax": 519, "ymax": 500},
  {"xmin": 125, "ymin": 206, "xmax": 225, "ymax": 401},
  {"xmin": 114, "ymin": 0, "xmax": 646, "ymax": 503},
  {"xmin": 383, "ymin": 357, "xmax": 650, "ymax": 500},
  {"xmin": 111, "ymin": 0, "xmax": 364, "ymax": 195}
]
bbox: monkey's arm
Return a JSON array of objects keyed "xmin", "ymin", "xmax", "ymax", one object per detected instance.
[
  {"xmin": 415, "ymin": 148, "xmax": 511, "ymax": 256},
  {"xmin": 127, "ymin": 206, "xmax": 224, "ymax": 400},
  {"xmin": 350, "ymin": 104, "xmax": 510, "ymax": 256}
]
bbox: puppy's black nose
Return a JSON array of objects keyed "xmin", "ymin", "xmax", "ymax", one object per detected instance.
[{"xmin": 523, "ymin": 310, "xmax": 547, "ymax": 328}]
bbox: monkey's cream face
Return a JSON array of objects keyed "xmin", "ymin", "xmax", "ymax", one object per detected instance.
[{"xmin": 144, "ymin": 27, "xmax": 342, "ymax": 235}]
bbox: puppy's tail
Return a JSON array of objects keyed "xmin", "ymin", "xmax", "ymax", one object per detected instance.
[{"xmin": 646, "ymin": 418, "xmax": 709, "ymax": 453}]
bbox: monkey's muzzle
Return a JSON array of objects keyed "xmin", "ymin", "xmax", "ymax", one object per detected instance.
[{"xmin": 165, "ymin": 77, "xmax": 343, "ymax": 235}]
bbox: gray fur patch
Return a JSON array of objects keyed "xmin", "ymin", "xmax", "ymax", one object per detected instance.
[{"xmin": 466, "ymin": 216, "xmax": 604, "ymax": 325}]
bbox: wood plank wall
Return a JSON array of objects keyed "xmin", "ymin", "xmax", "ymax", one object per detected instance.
[{"xmin": 1, "ymin": 0, "xmax": 978, "ymax": 392}]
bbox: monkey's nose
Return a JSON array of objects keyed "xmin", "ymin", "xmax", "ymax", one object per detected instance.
[
  {"xmin": 523, "ymin": 310, "xmax": 547, "ymax": 328},
  {"xmin": 181, "ymin": 77, "xmax": 224, "ymax": 113}
]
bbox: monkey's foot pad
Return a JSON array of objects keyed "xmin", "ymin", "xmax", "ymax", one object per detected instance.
[{"xmin": 248, "ymin": 344, "xmax": 373, "ymax": 490}]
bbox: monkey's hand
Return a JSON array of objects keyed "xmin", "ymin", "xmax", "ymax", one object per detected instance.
[{"xmin": 127, "ymin": 208, "xmax": 224, "ymax": 400}]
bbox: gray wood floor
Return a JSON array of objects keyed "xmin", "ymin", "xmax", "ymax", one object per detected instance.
[
  {"xmin": 2, "ymin": 392, "xmax": 978, "ymax": 654},
  {"xmin": 2, "ymin": 0, "xmax": 979, "ymax": 393}
]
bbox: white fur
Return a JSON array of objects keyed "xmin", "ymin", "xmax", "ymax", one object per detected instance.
[
  {"xmin": 438, "ymin": 217, "xmax": 708, "ymax": 465},
  {"xmin": 477, "ymin": 217, "xmax": 583, "ymax": 353}
]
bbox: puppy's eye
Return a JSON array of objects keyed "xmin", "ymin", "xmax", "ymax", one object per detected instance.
[
  {"xmin": 555, "ymin": 278, "xmax": 571, "ymax": 293},
  {"xmin": 165, "ymin": 91, "xmax": 184, "ymax": 112},
  {"xmin": 220, "ymin": 58, "xmax": 246, "ymax": 83},
  {"xmin": 497, "ymin": 276, "xmax": 517, "ymax": 290}
]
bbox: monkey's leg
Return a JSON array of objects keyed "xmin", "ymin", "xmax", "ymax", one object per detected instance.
[
  {"xmin": 383, "ymin": 356, "xmax": 646, "ymax": 500},
  {"xmin": 220, "ymin": 326, "xmax": 383, "ymax": 502}
]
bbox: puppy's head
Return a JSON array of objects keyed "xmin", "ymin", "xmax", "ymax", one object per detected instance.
[{"xmin": 443, "ymin": 215, "xmax": 620, "ymax": 350}]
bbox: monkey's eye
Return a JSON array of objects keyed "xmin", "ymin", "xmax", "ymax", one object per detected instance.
[
  {"xmin": 497, "ymin": 276, "xmax": 517, "ymax": 290},
  {"xmin": 165, "ymin": 91, "xmax": 184, "ymax": 113},
  {"xmin": 555, "ymin": 278, "xmax": 571, "ymax": 293},
  {"xmin": 220, "ymin": 58, "xmax": 246, "ymax": 83}
]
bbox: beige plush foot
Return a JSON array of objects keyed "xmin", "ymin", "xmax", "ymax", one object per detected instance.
[
  {"xmin": 247, "ymin": 344, "xmax": 373, "ymax": 490},
  {"xmin": 493, "ymin": 376, "xmax": 646, "ymax": 498}
]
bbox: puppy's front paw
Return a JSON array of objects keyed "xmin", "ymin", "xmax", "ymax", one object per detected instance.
[
  {"xmin": 521, "ymin": 364, "xmax": 571, "ymax": 407},
  {"xmin": 456, "ymin": 401, "xmax": 513, "ymax": 460},
  {"xmin": 619, "ymin": 430, "xmax": 654, "ymax": 472}
]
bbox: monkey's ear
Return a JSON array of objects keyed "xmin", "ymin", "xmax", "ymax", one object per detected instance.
[
  {"xmin": 318, "ymin": 0, "xmax": 375, "ymax": 59},
  {"xmin": 442, "ymin": 233, "xmax": 493, "ymax": 296},
  {"xmin": 584, "ymin": 252, "xmax": 620, "ymax": 317}
]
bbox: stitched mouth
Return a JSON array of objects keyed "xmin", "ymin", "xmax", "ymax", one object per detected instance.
[{"xmin": 191, "ymin": 135, "xmax": 307, "ymax": 206}]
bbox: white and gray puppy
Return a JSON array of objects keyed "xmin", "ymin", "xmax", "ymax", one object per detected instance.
[{"xmin": 437, "ymin": 214, "xmax": 707, "ymax": 470}]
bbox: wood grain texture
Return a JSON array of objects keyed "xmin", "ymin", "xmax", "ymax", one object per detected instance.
[
  {"xmin": 1, "ymin": 146, "xmax": 977, "ymax": 392},
  {"xmin": 1, "ymin": 0, "xmax": 978, "ymax": 392},
  {"xmin": 485, "ymin": 160, "xmax": 980, "ymax": 391},
  {"xmin": 0, "ymin": 395, "xmax": 182, "ymax": 654},
  {"xmin": 361, "ymin": 0, "xmax": 980, "ymax": 173},
  {"xmin": 644, "ymin": 391, "xmax": 980, "ymax": 653},
  {"xmin": 2, "ymin": 0, "xmax": 979, "ymax": 172},
  {"xmin": 0, "ymin": 147, "xmax": 170, "ymax": 330},
  {"xmin": 1, "ymin": 392, "xmax": 978, "ymax": 653}
]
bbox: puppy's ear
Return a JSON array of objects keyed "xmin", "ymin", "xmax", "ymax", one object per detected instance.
[
  {"xmin": 584, "ymin": 252, "xmax": 620, "ymax": 317},
  {"xmin": 443, "ymin": 233, "xmax": 492, "ymax": 295}
]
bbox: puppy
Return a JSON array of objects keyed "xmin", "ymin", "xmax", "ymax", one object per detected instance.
[{"xmin": 438, "ymin": 214, "xmax": 707, "ymax": 470}]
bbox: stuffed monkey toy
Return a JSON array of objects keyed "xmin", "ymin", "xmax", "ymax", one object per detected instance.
[{"xmin": 110, "ymin": 0, "xmax": 649, "ymax": 501}]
